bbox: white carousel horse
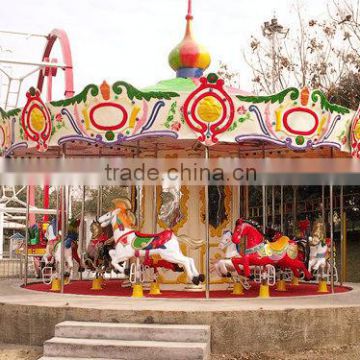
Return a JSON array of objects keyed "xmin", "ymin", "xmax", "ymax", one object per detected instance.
[
  {"xmin": 308, "ymin": 219, "xmax": 333, "ymax": 281},
  {"xmin": 212, "ymin": 230, "xmax": 252, "ymax": 289},
  {"xmin": 308, "ymin": 235, "xmax": 338, "ymax": 282},
  {"xmin": 212, "ymin": 230, "xmax": 240, "ymax": 277},
  {"xmin": 42, "ymin": 220, "xmax": 74, "ymax": 279},
  {"xmin": 308, "ymin": 236, "xmax": 328, "ymax": 274},
  {"xmin": 98, "ymin": 201, "xmax": 205, "ymax": 285}
]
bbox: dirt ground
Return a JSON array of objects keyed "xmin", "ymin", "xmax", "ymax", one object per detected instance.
[
  {"xmin": 211, "ymin": 345, "xmax": 360, "ymax": 360},
  {"xmin": 1, "ymin": 344, "xmax": 360, "ymax": 360},
  {"xmin": 0, "ymin": 344, "xmax": 42, "ymax": 360}
]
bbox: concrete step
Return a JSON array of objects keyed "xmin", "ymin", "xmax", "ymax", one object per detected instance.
[
  {"xmin": 44, "ymin": 337, "xmax": 208, "ymax": 360},
  {"xmin": 55, "ymin": 321, "xmax": 210, "ymax": 344}
]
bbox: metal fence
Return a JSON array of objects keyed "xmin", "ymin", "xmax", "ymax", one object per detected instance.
[{"xmin": 0, "ymin": 255, "xmax": 23, "ymax": 279}]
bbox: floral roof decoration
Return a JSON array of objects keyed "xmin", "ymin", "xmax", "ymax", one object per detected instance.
[{"xmin": 0, "ymin": 73, "xmax": 354, "ymax": 156}]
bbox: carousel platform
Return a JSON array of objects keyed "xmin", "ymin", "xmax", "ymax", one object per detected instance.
[
  {"xmin": 23, "ymin": 279, "xmax": 351, "ymax": 298},
  {"xmin": 0, "ymin": 279, "xmax": 359, "ymax": 356}
]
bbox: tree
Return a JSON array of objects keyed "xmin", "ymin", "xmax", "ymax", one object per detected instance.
[
  {"xmin": 244, "ymin": 1, "xmax": 360, "ymax": 106},
  {"xmin": 216, "ymin": 62, "xmax": 241, "ymax": 88},
  {"xmin": 327, "ymin": 71, "xmax": 360, "ymax": 109},
  {"xmin": 329, "ymin": 0, "xmax": 360, "ymax": 59}
]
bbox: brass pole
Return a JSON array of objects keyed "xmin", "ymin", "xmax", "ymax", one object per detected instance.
[
  {"xmin": 330, "ymin": 185, "xmax": 334, "ymax": 293},
  {"xmin": 153, "ymin": 144, "xmax": 158, "ymax": 233},
  {"xmin": 340, "ymin": 186, "xmax": 343, "ymax": 285},
  {"xmin": 80, "ymin": 186, "xmax": 86, "ymax": 280},
  {"xmin": 238, "ymin": 184, "xmax": 241, "ymax": 219},
  {"xmin": 24, "ymin": 186, "xmax": 30, "ymax": 286},
  {"xmin": 60, "ymin": 186, "xmax": 66, "ymax": 293},
  {"xmin": 280, "ymin": 185, "xmax": 284, "ymax": 233},
  {"xmin": 232, "ymin": 185, "xmax": 237, "ymax": 229},
  {"xmin": 272, "ymin": 186, "xmax": 275, "ymax": 226},
  {"xmin": 97, "ymin": 186, "xmax": 103, "ymax": 217},
  {"xmin": 342, "ymin": 212, "xmax": 347, "ymax": 282},
  {"xmin": 262, "ymin": 185, "xmax": 267, "ymax": 233},
  {"xmin": 136, "ymin": 141, "xmax": 142, "ymax": 229},
  {"xmin": 205, "ymin": 146, "xmax": 210, "ymax": 299},
  {"xmin": 55, "ymin": 187, "xmax": 60, "ymax": 234},
  {"xmin": 322, "ymin": 185, "xmax": 325, "ymax": 224},
  {"xmin": 245, "ymin": 186, "xmax": 249, "ymax": 218},
  {"xmin": 293, "ymin": 186, "xmax": 297, "ymax": 234}
]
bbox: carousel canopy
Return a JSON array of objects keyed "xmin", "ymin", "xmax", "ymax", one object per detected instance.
[{"xmin": 0, "ymin": 1, "xmax": 359, "ymax": 158}]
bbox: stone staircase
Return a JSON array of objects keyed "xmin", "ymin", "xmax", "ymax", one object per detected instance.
[{"xmin": 39, "ymin": 321, "xmax": 211, "ymax": 360}]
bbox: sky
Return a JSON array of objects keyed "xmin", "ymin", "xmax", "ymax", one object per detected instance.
[{"xmin": 0, "ymin": 0, "xmax": 332, "ymax": 105}]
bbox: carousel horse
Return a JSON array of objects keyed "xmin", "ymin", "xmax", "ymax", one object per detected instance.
[
  {"xmin": 308, "ymin": 220, "xmax": 330, "ymax": 276},
  {"xmin": 98, "ymin": 198, "xmax": 205, "ymax": 285},
  {"xmin": 230, "ymin": 218, "xmax": 312, "ymax": 280},
  {"xmin": 87, "ymin": 219, "xmax": 184, "ymax": 277},
  {"xmin": 214, "ymin": 229, "xmax": 277, "ymax": 277},
  {"xmin": 308, "ymin": 236, "xmax": 329, "ymax": 275},
  {"xmin": 27, "ymin": 222, "xmax": 48, "ymax": 278},
  {"xmin": 84, "ymin": 219, "xmax": 115, "ymax": 273},
  {"xmin": 43, "ymin": 218, "xmax": 84, "ymax": 278},
  {"xmin": 212, "ymin": 230, "xmax": 240, "ymax": 277}
]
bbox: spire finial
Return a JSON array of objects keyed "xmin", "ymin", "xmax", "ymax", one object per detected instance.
[
  {"xmin": 168, "ymin": 0, "xmax": 211, "ymax": 78},
  {"xmin": 186, "ymin": 0, "xmax": 193, "ymax": 20}
]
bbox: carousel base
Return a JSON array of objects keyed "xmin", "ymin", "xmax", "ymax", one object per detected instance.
[
  {"xmin": 23, "ymin": 280, "xmax": 350, "ymax": 298},
  {"xmin": 0, "ymin": 279, "xmax": 359, "ymax": 357}
]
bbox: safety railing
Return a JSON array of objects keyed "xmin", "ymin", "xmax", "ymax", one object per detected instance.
[{"xmin": 0, "ymin": 254, "xmax": 23, "ymax": 278}]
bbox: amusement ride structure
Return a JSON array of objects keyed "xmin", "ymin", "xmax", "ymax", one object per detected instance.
[{"xmin": 0, "ymin": 0, "xmax": 355, "ymax": 299}]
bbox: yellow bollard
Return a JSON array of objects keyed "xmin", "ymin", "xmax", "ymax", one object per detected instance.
[
  {"xmin": 317, "ymin": 279, "xmax": 329, "ymax": 293},
  {"xmin": 232, "ymin": 282, "xmax": 244, "ymax": 295},
  {"xmin": 149, "ymin": 281, "xmax": 161, "ymax": 295},
  {"xmin": 276, "ymin": 279, "xmax": 287, "ymax": 292},
  {"xmin": 91, "ymin": 277, "xmax": 103, "ymax": 291},
  {"xmin": 258, "ymin": 284, "xmax": 270, "ymax": 298},
  {"xmin": 50, "ymin": 278, "xmax": 61, "ymax": 292},
  {"xmin": 64, "ymin": 277, "xmax": 71, "ymax": 285},
  {"xmin": 291, "ymin": 276, "xmax": 299, "ymax": 286},
  {"xmin": 132, "ymin": 283, "xmax": 144, "ymax": 298}
]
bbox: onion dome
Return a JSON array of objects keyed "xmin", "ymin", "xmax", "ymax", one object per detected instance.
[{"xmin": 168, "ymin": 0, "xmax": 211, "ymax": 78}]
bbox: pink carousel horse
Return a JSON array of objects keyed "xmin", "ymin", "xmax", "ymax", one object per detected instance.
[{"xmin": 230, "ymin": 219, "xmax": 312, "ymax": 280}]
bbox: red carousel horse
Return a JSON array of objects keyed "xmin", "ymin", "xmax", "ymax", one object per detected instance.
[{"xmin": 231, "ymin": 219, "xmax": 312, "ymax": 280}]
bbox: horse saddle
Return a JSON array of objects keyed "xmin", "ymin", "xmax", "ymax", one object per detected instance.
[
  {"xmin": 267, "ymin": 236, "xmax": 290, "ymax": 253},
  {"xmin": 132, "ymin": 230, "xmax": 173, "ymax": 250},
  {"xmin": 64, "ymin": 232, "xmax": 78, "ymax": 249}
]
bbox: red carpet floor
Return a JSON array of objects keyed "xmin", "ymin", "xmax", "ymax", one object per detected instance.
[{"xmin": 23, "ymin": 280, "xmax": 351, "ymax": 298}]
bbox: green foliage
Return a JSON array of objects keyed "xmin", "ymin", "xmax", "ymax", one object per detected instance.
[
  {"xmin": 228, "ymin": 113, "xmax": 252, "ymax": 131},
  {"xmin": 311, "ymin": 90, "xmax": 350, "ymax": 114},
  {"xmin": 237, "ymin": 88, "xmax": 299, "ymax": 104},
  {"xmin": 164, "ymin": 102, "xmax": 177, "ymax": 128},
  {"xmin": 112, "ymin": 81, "xmax": 179, "ymax": 101},
  {"xmin": 50, "ymin": 84, "xmax": 99, "ymax": 107},
  {"xmin": 0, "ymin": 107, "xmax": 21, "ymax": 119}
]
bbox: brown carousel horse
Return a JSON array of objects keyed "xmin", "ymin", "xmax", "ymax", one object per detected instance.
[{"xmin": 84, "ymin": 220, "xmax": 115, "ymax": 274}]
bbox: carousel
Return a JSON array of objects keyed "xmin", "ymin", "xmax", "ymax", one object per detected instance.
[{"xmin": 0, "ymin": 0, "xmax": 356, "ymax": 299}]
